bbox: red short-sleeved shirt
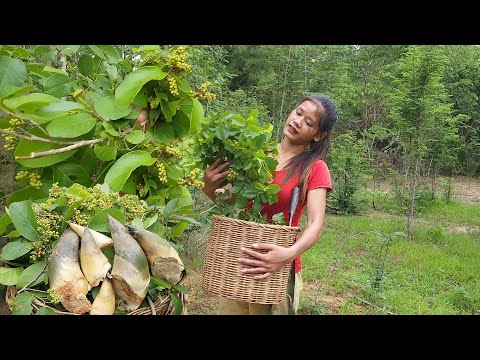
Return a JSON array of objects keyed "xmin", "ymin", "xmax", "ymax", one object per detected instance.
[{"xmin": 260, "ymin": 160, "xmax": 332, "ymax": 272}]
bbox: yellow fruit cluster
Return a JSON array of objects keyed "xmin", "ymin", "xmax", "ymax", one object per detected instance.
[
  {"xmin": 156, "ymin": 161, "xmax": 168, "ymax": 184},
  {"xmin": 189, "ymin": 81, "xmax": 216, "ymax": 101},
  {"xmin": 226, "ymin": 169, "xmax": 238, "ymax": 182},
  {"xmin": 148, "ymin": 96, "xmax": 160, "ymax": 109},
  {"xmin": 2, "ymin": 118, "xmax": 24, "ymax": 151},
  {"xmin": 168, "ymin": 46, "xmax": 191, "ymax": 74},
  {"xmin": 137, "ymin": 183, "xmax": 149, "ymax": 197},
  {"xmin": 117, "ymin": 194, "xmax": 148, "ymax": 222},
  {"xmin": 178, "ymin": 168, "xmax": 204, "ymax": 188},
  {"xmin": 167, "ymin": 75, "xmax": 179, "ymax": 96},
  {"xmin": 15, "ymin": 170, "xmax": 43, "ymax": 189},
  {"xmin": 71, "ymin": 209, "xmax": 90, "ymax": 226},
  {"xmin": 72, "ymin": 88, "xmax": 83, "ymax": 98}
]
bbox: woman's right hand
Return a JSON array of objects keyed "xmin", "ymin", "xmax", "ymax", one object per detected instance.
[{"xmin": 202, "ymin": 159, "xmax": 231, "ymax": 203}]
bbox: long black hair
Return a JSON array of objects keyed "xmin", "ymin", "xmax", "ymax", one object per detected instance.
[{"xmin": 281, "ymin": 94, "xmax": 338, "ymax": 203}]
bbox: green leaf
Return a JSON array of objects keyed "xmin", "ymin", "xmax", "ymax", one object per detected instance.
[
  {"xmin": 6, "ymin": 230, "xmax": 20, "ymax": 238},
  {"xmin": 170, "ymin": 292, "xmax": 183, "ymax": 315},
  {"xmin": 88, "ymin": 45, "xmax": 106, "ymax": 59},
  {"xmin": 137, "ymin": 45, "xmax": 161, "ymax": 52},
  {"xmin": 15, "ymin": 128, "xmax": 78, "ymax": 168},
  {"xmin": 125, "ymin": 130, "xmax": 145, "ymax": 144},
  {"xmin": 12, "ymin": 292, "xmax": 34, "ymax": 315},
  {"xmin": 272, "ymin": 212, "xmax": 286, "ymax": 225},
  {"xmin": 171, "ymin": 221, "xmax": 188, "ymax": 238},
  {"xmin": 160, "ymin": 100, "xmax": 173, "ymax": 122},
  {"xmin": 43, "ymin": 66, "xmax": 68, "ymax": 75},
  {"xmin": 172, "ymin": 110, "xmax": 190, "ymax": 138},
  {"xmin": 94, "ymin": 138, "xmax": 117, "ymax": 161},
  {"xmin": 104, "ymin": 150, "xmax": 156, "ymax": 191},
  {"xmin": 33, "ymin": 45, "xmax": 51, "ymax": 55},
  {"xmin": 0, "ymin": 240, "xmax": 30, "ymax": 260},
  {"xmin": 78, "ymin": 54, "xmax": 94, "ymax": 76},
  {"xmin": 1, "ymin": 84, "xmax": 36, "ymax": 99},
  {"xmin": 115, "ymin": 66, "xmax": 167, "ymax": 108},
  {"xmin": 0, "ymin": 213, "xmax": 12, "ymax": 235},
  {"xmin": 171, "ymin": 283, "xmax": 190, "ymax": 294},
  {"xmin": 3, "ymin": 93, "xmax": 59, "ymax": 110},
  {"xmin": 0, "ymin": 267, "xmax": 24, "ymax": 286},
  {"xmin": 0, "ymin": 56, "xmax": 27, "ymax": 97},
  {"xmin": 36, "ymin": 307, "xmax": 57, "ymax": 315},
  {"xmin": 163, "ymin": 198, "xmax": 179, "ymax": 219},
  {"xmin": 150, "ymin": 276, "xmax": 171, "ymax": 289},
  {"xmin": 190, "ymin": 98, "xmax": 204, "ymax": 134},
  {"xmin": 16, "ymin": 262, "xmax": 46, "ymax": 290},
  {"xmin": 64, "ymin": 199, "xmax": 84, "ymax": 222},
  {"xmin": 52, "ymin": 163, "xmax": 91, "ymax": 187},
  {"xmin": 152, "ymin": 123, "xmax": 174, "ymax": 143},
  {"xmin": 35, "ymin": 100, "xmax": 85, "ymax": 117},
  {"xmin": 6, "ymin": 182, "xmax": 51, "ymax": 205},
  {"xmin": 94, "ymin": 95, "xmax": 131, "ymax": 121},
  {"xmin": 65, "ymin": 185, "xmax": 91, "ymax": 199},
  {"xmin": 167, "ymin": 186, "xmax": 194, "ymax": 207},
  {"xmin": 46, "ymin": 113, "xmax": 96, "ymax": 138},
  {"xmin": 43, "ymin": 74, "xmax": 77, "ymax": 98},
  {"xmin": 97, "ymin": 46, "xmax": 122, "ymax": 64},
  {"xmin": 88, "ymin": 209, "xmax": 125, "ymax": 232},
  {"xmin": 8, "ymin": 200, "xmax": 39, "ymax": 241},
  {"xmin": 102, "ymin": 121, "xmax": 120, "ymax": 136},
  {"xmin": 56, "ymin": 45, "xmax": 80, "ymax": 56}
]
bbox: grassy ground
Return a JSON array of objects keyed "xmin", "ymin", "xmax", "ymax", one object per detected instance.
[{"xmin": 180, "ymin": 178, "xmax": 480, "ymax": 315}]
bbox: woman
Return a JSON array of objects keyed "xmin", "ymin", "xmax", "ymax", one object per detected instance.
[{"xmin": 202, "ymin": 94, "xmax": 338, "ymax": 315}]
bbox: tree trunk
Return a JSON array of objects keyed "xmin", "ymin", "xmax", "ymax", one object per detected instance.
[
  {"xmin": 407, "ymin": 158, "xmax": 419, "ymax": 241},
  {"xmin": 276, "ymin": 46, "xmax": 293, "ymax": 141}
]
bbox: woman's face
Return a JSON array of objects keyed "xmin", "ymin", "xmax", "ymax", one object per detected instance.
[{"xmin": 283, "ymin": 100, "xmax": 323, "ymax": 145}]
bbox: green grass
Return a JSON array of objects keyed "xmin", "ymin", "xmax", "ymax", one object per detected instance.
[{"xmin": 299, "ymin": 205, "xmax": 480, "ymax": 314}]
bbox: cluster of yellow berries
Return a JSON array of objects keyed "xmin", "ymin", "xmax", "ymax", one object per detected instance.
[
  {"xmin": 189, "ymin": 81, "xmax": 216, "ymax": 101},
  {"xmin": 157, "ymin": 143, "xmax": 181, "ymax": 160},
  {"xmin": 167, "ymin": 75, "xmax": 179, "ymax": 96},
  {"xmin": 29, "ymin": 210, "xmax": 63, "ymax": 261},
  {"xmin": 117, "ymin": 194, "xmax": 147, "ymax": 222},
  {"xmin": 2, "ymin": 118, "xmax": 24, "ymax": 151},
  {"xmin": 15, "ymin": 170, "xmax": 43, "ymax": 189},
  {"xmin": 71, "ymin": 209, "xmax": 90, "ymax": 226},
  {"xmin": 143, "ymin": 50, "xmax": 161, "ymax": 65},
  {"xmin": 47, "ymin": 288, "xmax": 61, "ymax": 304},
  {"xmin": 82, "ymin": 188, "xmax": 118, "ymax": 211},
  {"xmin": 178, "ymin": 168, "xmax": 204, "ymax": 188},
  {"xmin": 148, "ymin": 95, "xmax": 160, "ymax": 109},
  {"xmin": 66, "ymin": 61, "xmax": 78, "ymax": 74},
  {"xmin": 137, "ymin": 183, "xmax": 149, "ymax": 197},
  {"xmin": 226, "ymin": 169, "xmax": 238, "ymax": 182},
  {"xmin": 72, "ymin": 88, "xmax": 83, "ymax": 98},
  {"xmin": 156, "ymin": 161, "xmax": 168, "ymax": 184},
  {"xmin": 168, "ymin": 47, "xmax": 191, "ymax": 74}
]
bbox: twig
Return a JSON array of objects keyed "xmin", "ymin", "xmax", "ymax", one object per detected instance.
[
  {"xmin": 17, "ymin": 262, "xmax": 48, "ymax": 294},
  {"xmin": 0, "ymin": 128, "xmax": 79, "ymax": 145},
  {"xmin": 354, "ymin": 296, "xmax": 396, "ymax": 315},
  {"xmin": 147, "ymin": 296, "xmax": 156, "ymax": 315},
  {"xmin": 0, "ymin": 108, "xmax": 51, "ymax": 137},
  {"xmin": 15, "ymin": 138, "xmax": 107, "ymax": 160}
]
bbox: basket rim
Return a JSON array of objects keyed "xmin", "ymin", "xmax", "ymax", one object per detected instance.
[{"xmin": 212, "ymin": 214, "xmax": 302, "ymax": 232}]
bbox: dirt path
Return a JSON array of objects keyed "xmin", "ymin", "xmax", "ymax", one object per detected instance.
[{"xmin": 451, "ymin": 176, "xmax": 480, "ymax": 204}]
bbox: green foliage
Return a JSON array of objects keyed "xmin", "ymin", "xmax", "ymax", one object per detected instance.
[
  {"xmin": 195, "ymin": 109, "xmax": 280, "ymax": 222},
  {"xmin": 0, "ymin": 45, "xmax": 210, "ymax": 205},
  {"xmin": 327, "ymin": 131, "xmax": 370, "ymax": 215}
]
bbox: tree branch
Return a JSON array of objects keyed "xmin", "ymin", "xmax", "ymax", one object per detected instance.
[
  {"xmin": 0, "ymin": 108, "xmax": 50, "ymax": 137},
  {"xmin": 0, "ymin": 128, "xmax": 79, "ymax": 145},
  {"xmin": 15, "ymin": 138, "xmax": 107, "ymax": 160}
]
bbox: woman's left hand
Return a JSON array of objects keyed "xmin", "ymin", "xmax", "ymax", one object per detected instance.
[{"xmin": 238, "ymin": 243, "xmax": 295, "ymax": 280}]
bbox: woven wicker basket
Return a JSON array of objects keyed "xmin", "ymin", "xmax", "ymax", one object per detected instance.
[
  {"xmin": 203, "ymin": 215, "xmax": 301, "ymax": 304},
  {"xmin": 5, "ymin": 280, "xmax": 187, "ymax": 315}
]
